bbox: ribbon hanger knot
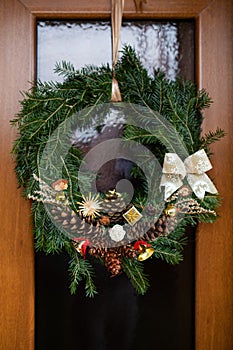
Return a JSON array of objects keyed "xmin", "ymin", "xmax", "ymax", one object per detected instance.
[{"xmin": 160, "ymin": 149, "xmax": 218, "ymax": 200}]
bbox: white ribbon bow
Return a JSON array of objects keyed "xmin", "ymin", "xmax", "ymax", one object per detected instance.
[{"xmin": 160, "ymin": 149, "xmax": 218, "ymax": 200}]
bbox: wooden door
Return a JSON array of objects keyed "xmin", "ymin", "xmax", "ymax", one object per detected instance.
[{"xmin": 0, "ymin": 1, "xmax": 232, "ymax": 349}]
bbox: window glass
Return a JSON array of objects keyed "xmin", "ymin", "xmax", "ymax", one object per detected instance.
[{"xmin": 37, "ymin": 20, "xmax": 194, "ymax": 81}]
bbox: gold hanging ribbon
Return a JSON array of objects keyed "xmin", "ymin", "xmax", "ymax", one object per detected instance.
[
  {"xmin": 111, "ymin": 0, "xmax": 124, "ymax": 102},
  {"xmin": 160, "ymin": 149, "xmax": 218, "ymax": 200}
]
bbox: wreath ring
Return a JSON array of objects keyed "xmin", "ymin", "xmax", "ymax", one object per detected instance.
[{"xmin": 12, "ymin": 47, "xmax": 223, "ymax": 296}]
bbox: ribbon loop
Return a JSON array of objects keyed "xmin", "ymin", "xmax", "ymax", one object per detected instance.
[
  {"xmin": 111, "ymin": 0, "xmax": 124, "ymax": 102},
  {"xmin": 184, "ymin": 149, "xmax": 212, "ymax": 174},
  {"xmin": 160, "ymin": 149, "xmax": 218, "ymax": 200}
]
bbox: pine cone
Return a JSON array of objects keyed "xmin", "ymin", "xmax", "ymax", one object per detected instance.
[
  {"xmin": 166, "ymin": 215, "xmax": 177, "ymax": 233},
  {"xmin": 156, "ymin": 214, "xmax": 169, "ymax": 235},
  {"xmin": 104, "ymin": 249, "xmax": 122, "ymax": 276},
  {"xmin": 89, "ymin": 246, "xmax": 107, "ymax": 258},
  {"xmin": 144, "ymin": 205, "xmax": 159, "ymax": 217},
  {"xmin": 89, "ymin": 223, "xmax": 109, "ymax": 249},
  {"xmin": 78, "ymin": 211, "xmax": 98, "ymax": 225},
  {"xmin": 89, "ymin": 244, "xmax": 137, "ymax": 277},
  {"xmin": 118, "ymin": 244, "xmax": 137, "ymax": 259},
  {"xmin": 50, "ymin": 205, "xmax": 101, "ymax": 238},
  {"xmin": 101, "ymin": 192, "xmax": 126, "ymax": 224},
  {"xmin": 142, "ymin": 214, "xmax": 177, "ymax": 240},
  {"xmin": 126, "ymin": 219, "xmax": 156, "ymax": 242}
]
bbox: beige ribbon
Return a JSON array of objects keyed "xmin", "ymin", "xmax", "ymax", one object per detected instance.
[
  {"xmin": 160, "ymin": 149, "xmax": 218, "ymax": 200},
  {"xmin": 111, "ymin": 0, "xmax": 124, "ymax": 102}
]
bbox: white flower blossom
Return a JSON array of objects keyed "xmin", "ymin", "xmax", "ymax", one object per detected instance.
[{"xmin": 109, "ymin": 224, "xmax": 126, "ymax": 242}]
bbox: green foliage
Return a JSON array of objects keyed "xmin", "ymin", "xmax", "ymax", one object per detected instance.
[
  {"xmin": 68, "ymin": 250, "xmax": 97, "ymax": 297},
  {"xmin": 32, "ymin": 201, "xmax": 70, "ymax": 253},
  {"xmin": 150, "ymin": 218, "xmax": 189, "ymax": 265},
  {"xmin": 199, "ymin": 128, "xmax": 226, "ymax": 155},
  {"xmin": 11, "ymin": 46, "xmax": 223, "ymax": 296},
  {"xmin": 122, "ymin": 258, "xmax": 150, "ymax": 295}
]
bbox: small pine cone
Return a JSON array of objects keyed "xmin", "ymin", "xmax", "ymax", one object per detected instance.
[
  {"xmin": 89, "ymin": 246, "xmax": 107, "ymax": 258},
  {"xmin": 118, "ymin": 244, "xmax": 137, "ymax": 259},
  {"xmin": 105, "ymin": 249, "xmax": 122, "ymax": 276},
  {"xmin": 99, "ymin": 215, "xmax": 111, "ymax": 226}
]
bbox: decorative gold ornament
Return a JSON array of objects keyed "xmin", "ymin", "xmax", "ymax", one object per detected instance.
[
  {"xmin": 164, "ymin": 204, "xmax": 178, "ymax": 217},
  {"xmin": 176, "ymin": 198, "xmax": 217, "ymax": 216},
  {"xmin": 123, "ymin": 206, "xmax": 142, "ymax": 226},
  {"xmin": 55, "ymin": 192, "xmax": 67, "ymax": 202},
  {"xmin": 138, "ymin": 245, "xmax": 155, "ymax": 261},
  {"xmin": 77, "ymin": 193, "xmax": 102, "ymax": 218}
]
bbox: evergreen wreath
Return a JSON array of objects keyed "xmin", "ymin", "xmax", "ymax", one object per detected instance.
[{"xmin": 12, "ymin": 47, "xmax": 224, "ymax": 297}]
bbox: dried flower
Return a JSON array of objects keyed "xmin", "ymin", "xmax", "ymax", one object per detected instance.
[
  {"xmin": 52, "ymin": 179, "xmax": 68, "ymax": 191},
  {"xmin": 109, "ymin": 224, "xmax": 126, "ymax": 242},
  {"xmin": 77, "ymin": 193, "xmax": 102, "ymax": 218}
]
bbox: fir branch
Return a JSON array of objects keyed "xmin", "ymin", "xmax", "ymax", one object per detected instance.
[
  {"xmin": 122, "ymin": 258, "xmax": 150, "ymax": 295},
  {"xmin": 151, "ymin": 218, "xmax": 188, "ymax": 265},
  {"xmin": 199, "ymin": 127, "xmax": 225, "ymax": 152},
  {"xmin": 124, "ymin": 103, "xmax": 188, "ymax": 156},
  {"xmin": 166, "ymin": 94, "xmax": 194, "ymax": 151},
  {"xmin": 29, "ymin": 101, "xmax": 66, "ymax": 139},
  {"xmin": 154, "ymin": 235, "xmax": 187, "ymax": 251},
  {"xmin": 152, "ymin": 245, "xmax": 183, "ymax": 265},
  {"xmin": 54, "ymin": 61, "xmax": 76, "ymax": 77},
  {"xmin": 68, "ymin": 251, "xmax": 97, "ymax": 297}
]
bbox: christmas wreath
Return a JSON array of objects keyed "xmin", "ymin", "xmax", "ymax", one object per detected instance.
[{"xmin": 12, "ymin": 47, "xmax": 224, "ymax": 297}]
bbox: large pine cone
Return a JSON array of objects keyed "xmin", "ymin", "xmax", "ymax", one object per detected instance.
[
  {"xmin": 142, "ymin": 214, "xmax": 177, "ymax": 240},
  {"xmin": 125, "ymin": 218, "xmax": 156, "ymax": 242},
  {"xmin": 101, "ymin": 192, "xmax": 126, "ymax": 223},
  {"xmin": 50, "ymin": 204, "xmax": 103, "ymax": 239}
]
